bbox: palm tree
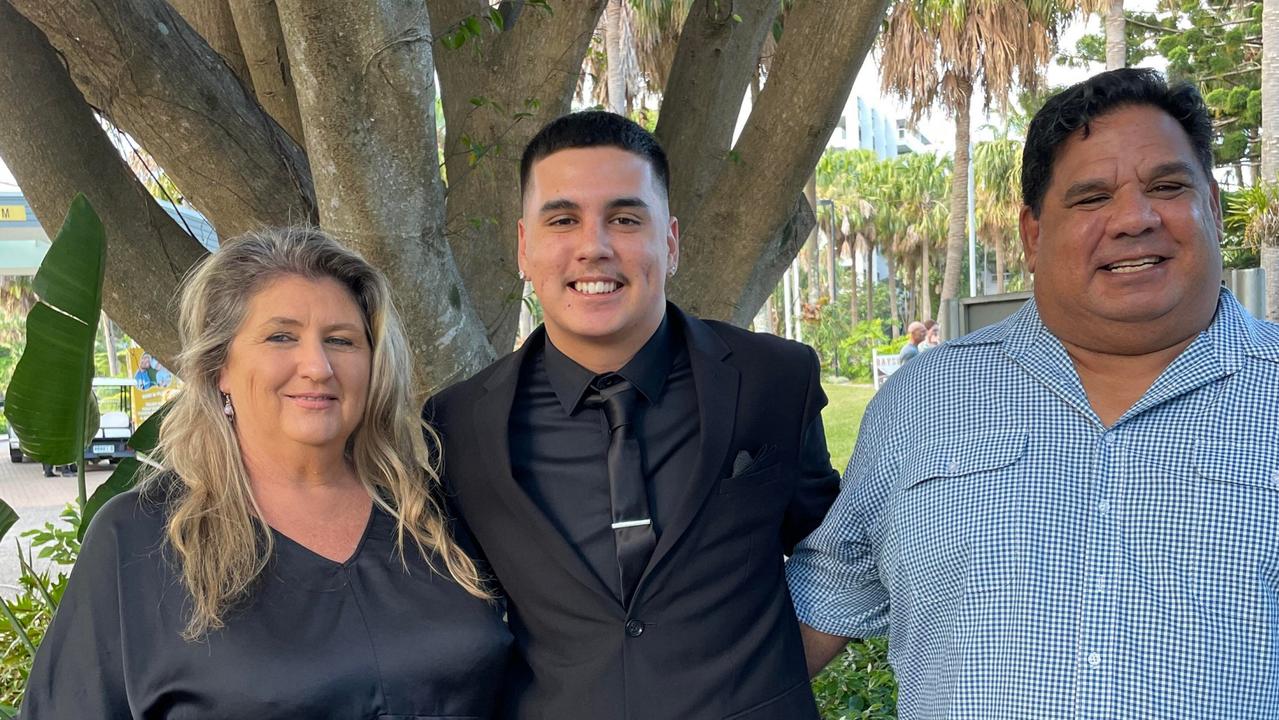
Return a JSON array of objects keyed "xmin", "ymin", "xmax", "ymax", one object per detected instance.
[
  {"xmin": 973, "ymin": 136, "xmax": 1024, "ymax": 293},
  {"xmin": 1105, "ymin": 0, "xmax": 1125, "ymax": 69},
  {"xmin": 889, "ymin": 152, "xmax": 950, "ymax": 323},
  {"xmin": 817, "ymin": 149, "xmax": 879, "ymax": 326},
  {"xmin": 878, "ymin": 0, "xmax": 1089, "ymax": 303},
  {"xmin": 605, "ymin": 0, "xmax": 627, "ymax": 114}
]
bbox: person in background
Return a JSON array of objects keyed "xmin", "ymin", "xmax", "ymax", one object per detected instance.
[{"xmin": 899, "ymin": 321, "xmax": 926, "ymax": 362}]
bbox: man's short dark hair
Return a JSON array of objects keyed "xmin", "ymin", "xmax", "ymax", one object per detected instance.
[
  {"xmin": 1021, "ymin": 68, "xmax": 1215, "ymax": 217},
  {"xmin": 519, "ymin": 111, "xmax": 670, "ymax": 201}
]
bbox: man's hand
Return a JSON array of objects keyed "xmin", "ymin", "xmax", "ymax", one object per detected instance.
[{"xmin": 800, "ymin": 623, "xmax": 851, "ymax": 677}]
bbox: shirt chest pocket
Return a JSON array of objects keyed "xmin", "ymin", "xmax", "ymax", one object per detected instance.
[
  {"xmin": 1192, "ymin": 442, "xmax": 1279, "ymax": 621},
  {"xmin": 882, "ymin": 431, "xmax": 1027, "ymax": 608}
]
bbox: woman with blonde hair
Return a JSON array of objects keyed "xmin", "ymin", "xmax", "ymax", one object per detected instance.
[{"xmin": 21, "ymin": 228, "xmax": 511, "ymax": 718}]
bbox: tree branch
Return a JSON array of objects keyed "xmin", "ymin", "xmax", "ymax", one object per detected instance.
[
  {"xmin": 274, "ymin": 0, "xmax": 494, "ymax": 390},
  {"xmin": 0, "ymin": 0, "xmax": 207, "ymax": 365},
  {"xmin": 9, "ymin": 0, "xmax": 316, "ymax": 239},
  {"xmin": 669, "ymin": 0, "xmax": 891, "ymax": 326},
  {"xmin": 655, "ymin": 0, "xmax": 781, "ymax": 223},
  {"xmin": 227, "ymin": 0, "xmax": 306, "ymax": 143},
  {"xmin": 168, "ymin": 0, "xmax": 254, "ymax": 93}
]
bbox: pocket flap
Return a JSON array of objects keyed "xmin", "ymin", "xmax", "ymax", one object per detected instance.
[
  {"xmin": 901, "ymin": 430, "xmax": 1027, "ymax": 490},
  {"xmin": 1194, "ymin": 441, "xmax": 1279, "ymax": 491}
]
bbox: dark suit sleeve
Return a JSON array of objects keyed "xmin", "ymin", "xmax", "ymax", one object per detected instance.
[{"xmin": 781, "ymin": 346, "xmax": 841, "ymax": 553}]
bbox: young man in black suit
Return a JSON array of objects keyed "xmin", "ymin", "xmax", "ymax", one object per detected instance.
[{"xmin": 428, "ymin": 111, "xmax": 840, "ymax": 720}]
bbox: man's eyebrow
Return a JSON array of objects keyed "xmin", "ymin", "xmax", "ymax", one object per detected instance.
[
  {"xmin": 1062, "ymin": 179, "xmax": 1112, "ymax": 202},
  {"xmin": 607, "ymin": 197, "xmax": 650, "ymax": 210},
  {"xmin": 539, "ymin": 198, "xmax": 580, "ymax": 213},
  {"xmin": 1146, "ymin": 161, "xmax": 1196, "ymax": 180}
]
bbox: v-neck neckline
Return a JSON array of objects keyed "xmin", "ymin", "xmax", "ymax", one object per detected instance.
[{"xmin": 268, "ymin": 500, "xmax": 378, "ymax": 569}]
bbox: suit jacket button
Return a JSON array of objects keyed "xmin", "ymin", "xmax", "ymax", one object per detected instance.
[{"xmin": 625, "ymin": 619, "xmax": 645, "ymax": 637}]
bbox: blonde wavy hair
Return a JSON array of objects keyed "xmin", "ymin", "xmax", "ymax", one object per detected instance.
[{"xmin": 143, "ymin": 227, "xmax": 487, "ymax": 640}]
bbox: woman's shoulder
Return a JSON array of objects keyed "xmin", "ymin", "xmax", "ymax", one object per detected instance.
[{"xmin": 80, "ymin": 478, "xmax": 178, "ymax": 557}]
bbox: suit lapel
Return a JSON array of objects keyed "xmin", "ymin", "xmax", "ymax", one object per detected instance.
[
  {"xmin": 470, "ymin": 328, "xmax": 617, "ymax": 602},
  {"xmin": 640, "ymin": 308, "xmax": 738, "ymax": 582}
]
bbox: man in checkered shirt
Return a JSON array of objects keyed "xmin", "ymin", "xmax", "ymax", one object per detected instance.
[{"xmin": 787, "ymin": 68, "xmax": 1279, "ymax": 718}]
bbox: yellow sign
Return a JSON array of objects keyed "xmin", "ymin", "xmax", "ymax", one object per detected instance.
[
  {"xmin": 127, "ymin": 347, "xmax": 180, "ymax": 427},
  {"xmin": 0, "ymin": 205, "xmax": 27, "ymax": 222}
]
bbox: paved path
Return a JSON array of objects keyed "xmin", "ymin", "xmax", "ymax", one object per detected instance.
[{"xmin": 0, "ymin": 454, "xmax": 110, "ymax": 597}]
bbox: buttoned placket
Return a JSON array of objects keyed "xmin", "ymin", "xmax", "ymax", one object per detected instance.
[{"xmin": 1077, "ymin": 427, "xmax": 1123, "ymax": 718}]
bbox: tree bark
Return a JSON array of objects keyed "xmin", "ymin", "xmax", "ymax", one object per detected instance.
[
  {"xmin": 0, "ymin": 0, "xmax": 208, "ymax": 365},
  {"xmin": 9, "ymin": 0, "xmax": 316, "ymax": 240},
  {"xmin": 605, "ymin": 0, "xmax": 626, "ymax": 114},
  {"xmin": 848, "ymin": 238, "xmax": 860, "ymax": 327},
  {"xmin": 655, "ymin": 0, "xmax": 780, "ymax": 223},
  {"xmin": 671, "ymin": 0, "xmax": 891, "ymax": 326},
  {"xmin": 1263, "ymin": 0, "xmax": 1279, "ymax": 321},
  {"xmin": 804, "ymin": 174, "xmax": 820, "ymax": 305},
  {"xmin": 995, "ymin": 238, "xmax": 1007, "ymax": 294},
  {"xmin": 826, "ymin": 217, "xmax": 838, "ymax": 304},
  {"xmin": 274, "ymin": 0, "xmax": 494, "ymax": 391},
  {"xmin": 1105, "ymin": 0, "xmax": 1125, "ymax": 70},
  {"xmin": 921, "ymin": 236, "xmax": 933, "ymax": 322},
  {"xmin": 169, "ymin": 0, "xmax": 254, "ymax": 91},
  {"xmin": 940, "ymin": 79, "xmax": 972, "ymax": 302},
  {"xmin": 864, "ymin": 239, "xmax": 873, "ymax": 322},
  {"xmin": 227, "ymin": 0, "xmax": 306, "ymax": 143},
  {"xmin": 431, "ymin": 0, "xmax": 606, "ymax": 350},
  {"xmin": 886, "ymin": 253, "xmax": 900, "ymax": 338}
]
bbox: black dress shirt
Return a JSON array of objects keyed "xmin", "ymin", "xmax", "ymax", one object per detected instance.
[{"xmin": 509, "ymin": 316, "xmax": 700, "ymax": 601}]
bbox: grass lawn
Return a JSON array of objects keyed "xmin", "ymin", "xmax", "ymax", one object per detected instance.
[{"xmin": 819, "ymin": 382, "xmax": 876, "ymax": 473}]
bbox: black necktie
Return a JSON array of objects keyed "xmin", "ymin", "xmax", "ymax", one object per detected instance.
[{"xmin": 585, "ymin": 375, "xmax": 656, "ymax": 606}]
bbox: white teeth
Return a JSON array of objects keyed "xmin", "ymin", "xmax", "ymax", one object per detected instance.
[
  {"xmin": 1107, "ymin": 256, "xmax": 1162, "ymax": 273},
  {"xmin": 574, "ymin": 281, "xmax": 618, "ymax": 295}
]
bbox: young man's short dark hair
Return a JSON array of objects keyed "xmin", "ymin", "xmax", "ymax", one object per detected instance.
[
  {"xmin": 519, "ymin": 111, "xmax": 671, "ymax": 201},
  {"xmin": 1021, "ymin": 68, "xmax": 1215, "ymax": 217}
]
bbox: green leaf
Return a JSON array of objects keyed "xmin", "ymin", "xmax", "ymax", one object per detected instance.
[
  {"xmin": 463, "ymin": 15, "xmax": 483, "ymax": 37},
  {"xmin": 4, "ymin": 194, "xmax": 104, "ymax": 467},
  {"xmin": 0, "ymin": 499, "xmax": 16, "ymax": 543},
  {"xmin": 488, "ymin": 7, "xmax": 505, "ymax": 31}
]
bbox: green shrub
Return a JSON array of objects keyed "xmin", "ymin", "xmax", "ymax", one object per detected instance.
[
  {"xmin": 812, "ymin": 637, "xmax": 897, "ymax": 719},
  {"xmin": 0, "ymin": 504, "xmax": 80, "ymax": 715}
]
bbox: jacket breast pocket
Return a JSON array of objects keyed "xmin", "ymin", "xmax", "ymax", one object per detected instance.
[
  {"xmin": 883, "ymin": 431, "xmax": 1027, "ymax": 607},
  {"xmin": 718, "ymin": 462, "xmax": 782, "ymax": 495},
  {"xmin": 1192, "ymin": 442, "xmax": 1279, "ymax": 621}
]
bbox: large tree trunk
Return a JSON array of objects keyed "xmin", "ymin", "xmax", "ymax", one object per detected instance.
[
  {"xmin": 671, "ymin": 0, "xmax": 892, "ymax": 326},
  {"xmin": 169, "ymin": 0, "xmax": 254, "ymax": 91},
  {"xmin": 605, "ymin": 0, "xmax": 626, "ymax": 114},
  {"xmin": 1264, "ymin": 0, "xmax": 1279, "ymax": 321},
  {"xmin": 0, "ymin": 0, "xmax": 207, "ymax": 365},
  {"xmin": 1105, "ymin": 0, "xmax": 1125, "ymax": 70},
  {"xmin": 274, "ymin": 0, "xmax": 494, "ymax": 391},
  {"xmin": 941, "ymin": 79, "xmax": 972, "ymax": 302}
]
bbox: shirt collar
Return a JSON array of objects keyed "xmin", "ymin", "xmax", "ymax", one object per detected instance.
[{"xmin": 543, "ymin": 314, "xmax": 675, "ymax": 415}]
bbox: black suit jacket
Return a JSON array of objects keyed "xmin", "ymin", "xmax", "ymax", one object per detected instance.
[{"xmin": 427, "ymin": 305, "xmax": 839, "ymax": 720}]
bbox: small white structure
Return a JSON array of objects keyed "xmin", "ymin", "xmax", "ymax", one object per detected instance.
[{"xmin": 871, "ymin": 350, "xmax": 901, "ymax": 390}]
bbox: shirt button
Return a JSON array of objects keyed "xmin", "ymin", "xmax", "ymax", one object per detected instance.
[
  {"xmin": 625, "ymin": 619, "xmax": 645, "ymax": 637},
  {"xmin": 1097, "ymin": 499, "xmax": 1111, "ymax": 515},
  {"xmin": 1087, "ymin": 652, "xmax": 1101, "ymax": 667},
  {"xmin": 946, "ymin": 460, "xmax": 960, "ymax": 474},
  {"xmin": 1102, "ymin": 433, "xmax": 1116, "ymax": 446}
]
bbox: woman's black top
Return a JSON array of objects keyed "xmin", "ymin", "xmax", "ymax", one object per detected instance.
[{"xmin": 20, "ymin": 488, "xmax": 511, "ymax": 719}]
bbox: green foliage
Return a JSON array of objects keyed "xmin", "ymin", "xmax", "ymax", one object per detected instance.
[
  {"xmin": 813, "ymin": 638, "xmax": 897, "ymax": 720},
  {"xmin": 1073, "ymin": 1, "xmax": 1260, "ymax": 171},
  {"xmin": 0, "ymin": 505, "xmax": 80, "ymax": 712}
]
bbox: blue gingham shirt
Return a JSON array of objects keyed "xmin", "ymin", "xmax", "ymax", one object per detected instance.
[{"xmin": 787, "ymin": 290, "xmax": 1279, "ymax": 719}]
